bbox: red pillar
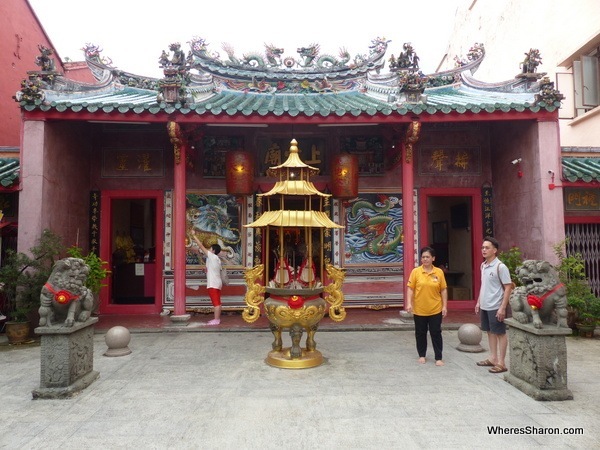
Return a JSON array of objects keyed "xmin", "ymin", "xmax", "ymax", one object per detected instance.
[
  {"xmin": 402, "ymin": 155, "xmax": 414, "ymax": 309},
  {"xmin": 401, "ymin": 121, "xmax": 420, "ymax": 310},
  {"xmin": 168, "ymin": 122, "xmax": 190, "ymax": 321}
]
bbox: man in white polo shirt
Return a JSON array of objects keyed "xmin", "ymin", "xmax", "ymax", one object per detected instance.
[{"xmin": 475, "ymin": 237, "xmax": 513, "ymax": 374}]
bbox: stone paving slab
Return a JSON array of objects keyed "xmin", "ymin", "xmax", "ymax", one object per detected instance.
[{"xmin": 0, "ymin": 329, "xmax": 599, "ymax": 449}]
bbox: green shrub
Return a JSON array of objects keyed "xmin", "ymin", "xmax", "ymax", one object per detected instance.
[
  {"xmin": 66, "ymin": 246, "xmax": 110, "ymax": 295},
  {"xmin": 0, "ymin": 229, "xmax": 63, "ymax": 321},
  {"xmin": 498, "ymin": 245, "xmax": 524, "ymax": 287}
]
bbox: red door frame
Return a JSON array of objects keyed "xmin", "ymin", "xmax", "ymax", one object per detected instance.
[
  {"xmin": 99, "ymin": 190, "xmax": 164, "ymax": 315},
  {"xmin": 418, "ymin": 187, "xmax": 482, "ymax": 310}
]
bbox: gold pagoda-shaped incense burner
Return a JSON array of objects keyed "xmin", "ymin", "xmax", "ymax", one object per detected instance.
[{"xmin": 242, "ymin": 139, "xmax": 346, "ymax": 368}]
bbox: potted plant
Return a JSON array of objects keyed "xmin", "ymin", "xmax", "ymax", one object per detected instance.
[
  {"xmin": 551, "ymin": 239, "xmax": 598, "ymax": 334},
  {"xmin": 0, "ymin": 229, "xmax": 63, "ymax": 343},
  {"xmin": 568, "ymin": 290, "xmax": 600, "ymax": 337},
  {"xmin": 66, "ymin": 246, "xmax": 110, "ymax": 314}
]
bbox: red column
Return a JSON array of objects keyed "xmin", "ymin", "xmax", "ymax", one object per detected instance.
[
  {"xmin": 401, "ymin": 121, "xmax": 420, "ymax": 310},
  {"xmin": 402, "ymin": 154, "xmax": 414, "ymax": 309},
  {"xmin": 168, "ymin": 122, "xmax": 190, "ymax": 321}
]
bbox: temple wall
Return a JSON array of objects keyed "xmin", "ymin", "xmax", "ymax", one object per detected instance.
[
  {"xmin": 44, "ymin": 122, "xmax": 91, "ymax": 250},
  {"xmin": 18, "ymin": 121, "xmax": 90, "ymax": 253},
  {"xmin": 18, "ymin": 120, "xmax": 46, "ymax": 253},
  {"xmin": 90, "ymin": 124, "xmax": 174, "ymax": 191},
  {"xmin": 489, "ymin": 119, "xmax": 564, "ymax": 263}
]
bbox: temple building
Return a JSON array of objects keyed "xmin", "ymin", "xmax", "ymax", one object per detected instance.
[{"xmin": 13, "ymin": 37, "xmax": 566, "ymax": 318}]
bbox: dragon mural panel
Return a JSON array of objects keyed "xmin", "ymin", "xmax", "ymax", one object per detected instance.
[
  {"xmin": 185, "ymin": 193, "xmax": 243, "ymax": 267},
  {"xmin": 343, "ymin": 193, "xmax": 403, "ymax": 266}
]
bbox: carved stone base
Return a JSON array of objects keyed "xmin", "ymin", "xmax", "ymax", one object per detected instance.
[
  {"xmin": 33, "ymin": 318, "xmax": 99, "ymax": 399},
  {"xmin": 504, "ymin": 318, "xmax": 573, "ymax": 401}
]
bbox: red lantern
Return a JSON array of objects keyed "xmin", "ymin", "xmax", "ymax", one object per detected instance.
[
  {"xmin": 226, "ymin": 150, "xmax": 254, "ymax": 196},
  {"xmin": 330, "ymin": 154, "xmax": 358, "ymax": 199}
]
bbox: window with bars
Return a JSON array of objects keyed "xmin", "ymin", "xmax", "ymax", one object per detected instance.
[{"xmin": 565, "ymin": 223, "xmax": 600, "ymax": 297}]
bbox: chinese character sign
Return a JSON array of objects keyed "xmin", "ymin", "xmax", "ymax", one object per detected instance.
[
  {"xmin": 482, "ymin": 186, "xmax": 494, "ymax": 237},
  {"xmin": 565, "ymin": 188, "xmax": 600, "ymax": 211},
  {"xmin": 102, "ymin": 148, "xmax": 164, "ymax": 177},
  {"xmin": 419, "ymin": 147, "xmax": 481, "ymax": 175},
  {"xmin": 258, "ymin": 138, "xmax": 326, "ymax": 175}
]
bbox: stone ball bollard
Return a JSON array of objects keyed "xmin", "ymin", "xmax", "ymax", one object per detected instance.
[
  {"xmin": 456, "ymin": 323, "xmax": 484, "ymax": 353},
  {"xmin": 104, "ymin": 326, "xmax": 132, "ymax": 357}
]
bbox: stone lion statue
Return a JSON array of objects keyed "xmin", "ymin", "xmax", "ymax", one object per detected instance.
[
  {"xmin": 509, "ymin": 260, "xmax": 568, "ymax": 329},
  {"xmin": 38, "ymin": 257, "xmax": 94, "ymax": 327}
]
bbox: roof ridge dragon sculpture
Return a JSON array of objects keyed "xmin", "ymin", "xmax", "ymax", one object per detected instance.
[{"xmin": 189, "ymin": 36, "xmax": 390, "ymax": 76}]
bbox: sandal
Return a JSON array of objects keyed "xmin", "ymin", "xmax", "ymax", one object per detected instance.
[
  {"xmin": 489, "ymin": 365, "xmax": 507, "ymax": 373},
  {"xmin": 476, "ymin": 359, "xmax": 496, "ymax": 367}
]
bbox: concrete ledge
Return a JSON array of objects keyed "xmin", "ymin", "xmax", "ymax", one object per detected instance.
[{"xmin": 504, "ymin": 317, "xmax": 572, "ymax": 336}]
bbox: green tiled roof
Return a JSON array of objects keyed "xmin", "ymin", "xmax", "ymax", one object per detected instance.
[
  {"xmin": 23, "ymin": 84, "xmax": 556, "ymax": 117},
  {"xmin": 0, "ymin": 158, "xmax": 19, "ymax": 188},
  {"xmin": 562, "ymin": 157, "xmax": 600, "ymax": 182}
]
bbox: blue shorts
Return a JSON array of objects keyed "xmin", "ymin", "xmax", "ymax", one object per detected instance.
[{"xmin": 480, "ymin": 309, "xmax": 506, "ymax": 334}]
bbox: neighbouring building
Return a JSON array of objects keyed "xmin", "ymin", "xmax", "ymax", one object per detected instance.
[
  {"xmin": 0, "ymin": 0, "xmax": 56, "ymax": 265},
  {"xmin": 0, "ymin": 0, "xmax": 95, "ymax": 265}
]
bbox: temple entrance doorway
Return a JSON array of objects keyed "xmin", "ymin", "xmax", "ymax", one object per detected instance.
[
  {"xmin": 419, "ymin": 188, "xmax": 482, "ymax": 309},
  {"xmin": 111, "ymin": 198, "xmax": 156, "ymax": 305},
  {"xmin": 99, "ymin": 190, "xmax": 164, "ymax": 314}
]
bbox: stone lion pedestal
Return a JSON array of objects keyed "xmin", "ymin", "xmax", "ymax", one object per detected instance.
[
  {"xmin": 32, "ymin": 318, "xmax": 99, "ymax": 399},
  {"xmin": 504, "ymin": 318, "xmax": 573, "ymax": 401}
]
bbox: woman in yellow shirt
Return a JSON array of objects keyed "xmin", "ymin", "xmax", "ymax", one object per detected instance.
[{"xmin": 406, "ymin": 247, "xmax": 448, "ymax": 366}]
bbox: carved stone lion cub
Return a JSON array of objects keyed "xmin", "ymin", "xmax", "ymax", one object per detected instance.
[
  {"xmin": 509, "ymin": 260, "xmax": 569, "ymax": 329},
  {"xmin": 38, "ymin": 257, "xmax": 94, "ymax": 327}
]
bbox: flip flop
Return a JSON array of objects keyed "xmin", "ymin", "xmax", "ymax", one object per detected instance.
[
  {"xmin": 476, "ymin": 359, "xmax": 495, "ymax": 367},
  {"xmin": 489, "ymin": 365, "xmax": 507, "ymax": 373}
]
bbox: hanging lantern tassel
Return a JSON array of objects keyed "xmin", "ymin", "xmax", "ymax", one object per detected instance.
[
  {"xmin": 330, "ymin": 153, "xmax": 359, "ymax": 199},
  {"xmin": 226, "ymin": 150, "xmax": 255, "ymax": 196}
]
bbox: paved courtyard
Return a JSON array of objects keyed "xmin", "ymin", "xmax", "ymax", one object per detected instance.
[{"xmin": 1, "ymin": 328, "xmax": 599, "ymax": 449}]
